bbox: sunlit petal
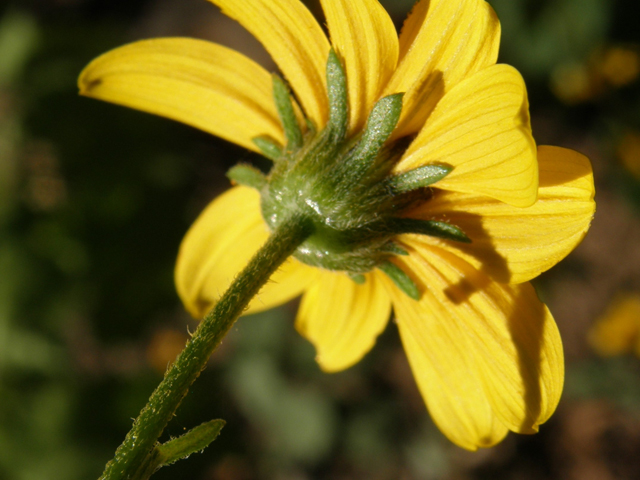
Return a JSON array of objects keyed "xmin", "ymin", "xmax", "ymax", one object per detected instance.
[
  {"xmin": 385, "ymin": 279, "xmax": 508, "ymax": 450},
  {"xmin": 396, "ymin": 65, "xmax": 537, "ymax": 207},
  {"xmin": 296, "ymin": 270, "xmax": 391, "ymax": 372},
  {"xmin": 320, "ymin": 0, "xmax": 399, "ymax": 133},
  {"xmin": 384, "ymin": 0, "xmax": 500, "ymax": 137},
  {"xmin": 78, "ymin": 38, "xmax": 283, "ymax": 152},
  {"xmin": 391, "ymin": 243, "xmax": 563, "ymax": 447},
  {"xmin": 175, "ymin": 186, "xmax": 318, "ymax": 318},
  {"xmin": 406, "ymin": 146, "xmax": 595, "ymax": 284},
  {"xmin": 209, "ymin": 0, "xmax": 330, "ymax": 128}
]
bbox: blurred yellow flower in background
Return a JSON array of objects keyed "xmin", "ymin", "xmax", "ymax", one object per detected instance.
[
  {"xmin": 550, "ymin": 62, "xmax": 595, "ymax": 105},
  {"xmin": 79, "ymin": 0, "xmax": 595, "ymax": 450},
  {"xmin": 551, "ymin": 44, "xmax": 640, "ymax": 104},
  {"xmin": 600, "ymin": 46, "xmax": 640, "ymax": 88},
  {"xmin": 618, "ymin": 131, "xmax": 640, "ymax": 179},
  {"xmin": 589, "ymin": 293, "xmax": 640, "ymax": 357},
  {"xmin": 146, "ymin": 327, "xmax": 191, "ymax": 373}
]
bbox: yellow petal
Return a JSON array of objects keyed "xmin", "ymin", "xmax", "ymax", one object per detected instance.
[
  {"xmin": 78, "ymin": 38, "xmax": 283, "ymax": 152},
  {"xmin": 175, "ymin": 186, "xmax": 318, "ymax": 318},
  {"xmin": 397, "ymin": 310, "xmax": 509, "ymax": 450},
  {"xmin": 406, "ymin": 146, "xmax": 596, "ymax": 284},
  {"xmin": 320, "ymin": 0, "xmax": 399, "ymax": 133},
  {"xmin": 391, "ymin": 244, "xmax": 563, "ymax": 448},
  {"xmin": 209, "ymin": 0, "xmax": 330, "ymax": 129},
  {"xmin": 296, "ymin": 270, "xmax": 391, "ymax": 372},
  {"xmin": 384, "ymin": 0, "xmax": 500, "ymax": 137},
  {"xmin": 396, "ymin": 65, "xmax": 538, "ymax": 207}
]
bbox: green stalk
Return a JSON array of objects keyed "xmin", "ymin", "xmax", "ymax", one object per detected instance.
[{"xmin": 99, "ymin": 214, "xmax": 314, "ymax": 480}]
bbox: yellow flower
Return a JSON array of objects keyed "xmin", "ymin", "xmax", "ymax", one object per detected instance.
[
  {"xmin": 589, "ymin": 294, "xmax": 640, "ymax": 357},
  {"xmin": 78, "ymin": 0, "xmax": 595, "ymax": 450},
  {"xmin": 550, "ymin": 45, "xmax": 640, "ymax": 104},
  {"xmin": 618, "ymin": 131, "xmax": 640, "ymax": 179},
  {"xmin": 599, "ymin": 45, "xmax": 640, "ymax": 88}
]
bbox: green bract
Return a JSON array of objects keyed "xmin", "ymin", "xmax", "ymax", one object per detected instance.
[{"xmin": 229, "ymin": 50, "xmax": 467, "ymax": 298}]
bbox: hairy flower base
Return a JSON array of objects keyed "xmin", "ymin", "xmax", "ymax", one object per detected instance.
[
  {"xmin": 241, "ymin": 51, "xmax": 470, "ymax": 293},
  {"xmin": 79, "ymin": 0, "xmax": 596, "ymax": 451}
]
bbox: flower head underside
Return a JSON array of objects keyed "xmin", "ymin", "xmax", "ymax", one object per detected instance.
[{"xmin": 78, "ymin": 0, "xmax": 595, "ymax": 450}]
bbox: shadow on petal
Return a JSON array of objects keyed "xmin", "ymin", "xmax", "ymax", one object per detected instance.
[
  {"xmin": 417, "ymin": 209, "xmax": 511, "ymax": 302},
  {"xmin": 442, "ymin": 211, "xmax": 511, "ymax": 285},
  {"xmin": 404, "ymin": 191, "xmax": 512, "ymax": 287},
  {"xmin": 538, "ymin": 149, "xmax": 595, "ymax": 188},
  {"xmin": 395, "ymin": 70, "xmax": 445, "ymax": 137},
  {"xmin": 508, "ymin": 285, "xmax": 545, "ymax": 433}
]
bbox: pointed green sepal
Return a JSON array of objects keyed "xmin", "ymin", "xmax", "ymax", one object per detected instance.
[
  {"xmin": 272, "ymin": 74, "xmax": 303, "ymax": 150},
  {"xmin": 336, "ymin": 93, "xmax": 403, "ymax": 182},
  {"xmin": 252, "ymin": 136, "xmax": 283, "ymax": 161},
  {"xmin": 349, "ymin": 273, "xmax": 366, "ymax": 284},
  {"xmin": 378, "ymin": 261, "xmax": 420, "ymax": 300},
  {"xmin": 156, "ymin": 419, "xmax": 225, "ymax": 467},
  {"xmin": 227, "ymin": 164, "xmax": 267, "ymax": 190},
  {"xmin": 387, "ymin": 164, "xmax": 453, "ymax": 193},
  {"xmin": 326, "ymin": 49, "xmax": 348, "ymax": 142},
  {"xmin": 356, "ymin": 93, "xmax": 403, "ymax": 158},
  {"xmin": 304, "ymin": 118, "xmax": 317, "ymax": 135},
  {"xmin": 388, "ymin": 218, "xmax": 471, "ymax": 243},
  {"xmin": 381, "ymin": 242, "xmax": 409, "ymax": 256}
]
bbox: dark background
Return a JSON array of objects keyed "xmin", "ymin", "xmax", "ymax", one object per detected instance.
[{"xmin": 2, "ymin": 0, "xmax": 640, "ymax": 478}]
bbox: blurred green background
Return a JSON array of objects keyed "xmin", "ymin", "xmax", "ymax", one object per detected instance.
[{"xmin": 2, "ymin": 0, "xmax": 640, "ymax": 478}]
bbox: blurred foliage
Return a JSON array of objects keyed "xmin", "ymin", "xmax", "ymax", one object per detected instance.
[{"xmin": 1, "ymin": 0, "xmax": 640, "ymax": 479}]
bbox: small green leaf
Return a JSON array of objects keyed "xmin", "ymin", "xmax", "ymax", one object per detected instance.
[
  {"xmin": 226, "ymin": 164, "xmax": 267, "ymax": 190},
  {"xmin": 378, "ymin": 261, "xmax": 420, "ymax": 300},
  {"xmin": 325, "ymin": 49, "xmax": 348, "ymax": 142},
  {"xmin": 157, "ymin": 419, "xmax": 226, "ymax": 467},
  {"xmin": 342, "ymin": 93, "xmax": 404, "ymax": 178},
  {"xmin": 349, "ymin": 273, "xmax": 366, "ymax": 284},
  {"xmin": 358, "ymin": 93, "xmax": 403, "ymax": 156},
  {"xmin": 252, "ymin": 136, "xmax": 283, "ymax": 161},
  {"xmin": 387, "ymin": 164, "xmax": 452, "ymax": 193},
  {"xmin": 129, "ymin": 449, "xmax": 163, "ymax": 480},
  {"xmin": 381, "ymin": 242, "xmax": 409, "ymax": 256},
  {"xmin": 272, "ymin": 74, "xmax": 303, "ymax": 150},
  {"xmin": 304, "ymin": 117, "xmax": 317, "ymax": 135},
  {"xmin": 388, "ymin": 218, "xmax": 471, "ymax": 243}
]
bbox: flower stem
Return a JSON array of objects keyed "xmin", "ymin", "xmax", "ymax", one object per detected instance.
[{"xmin": 99, "ymin": 214, "xmax": 314, "ymax": 480}]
